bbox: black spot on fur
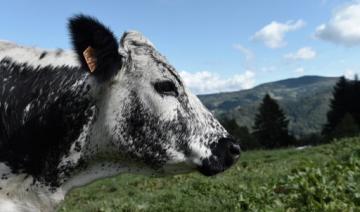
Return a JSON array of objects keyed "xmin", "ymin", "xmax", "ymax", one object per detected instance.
[
  {"xmin": 0, "ymin": 58, "xmax": 95, "ymax": 187},
  {"xmin": 68, "ymin": 14, "xmax": 122, "ymax": 81},
  {"xmin": 39, "ymin": 51, "xmax": 47, "ymax": 60},
  {"xmin": 1, "ymin": 174, "xmax": 8, "ymax": 180},
  {"xmin": 55, "ymin": 49, "xmax": 63, "ymax": 57},
  {"xmin": 74, "ymin": 141, "xmax": 82, "ymax": 152}
]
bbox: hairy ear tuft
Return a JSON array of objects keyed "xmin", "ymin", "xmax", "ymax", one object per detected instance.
[{"xmin": 68, "ymin": 14, "xmax": 121, "ymax": 80}]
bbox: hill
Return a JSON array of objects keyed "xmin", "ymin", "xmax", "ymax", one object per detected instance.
[
  {"xmin": 60, "ymin": 137, "xmax": 360, "ymax": 211},
  {"xmin": 198, "ymin": 75, "xmax": 339, "ymax": 137}
]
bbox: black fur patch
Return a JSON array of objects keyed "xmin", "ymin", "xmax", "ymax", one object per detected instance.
[
  {"xmin": 68, "ymin": 14, "xmax": 122, "ymax": 81},
  {"xmin": 0, "ymin": 58, "xmax": 95, "ymax": 187},
  {"xmin": 114, "ymin": 91, "xmax": 223, "ymax": 169},
  {"xmin": 39, "ymin": 51, "xmax": 47, "ymax": 60},
  {"xmin": 116, "ymin": 92, "xmax": 173, "ymax": 168}
]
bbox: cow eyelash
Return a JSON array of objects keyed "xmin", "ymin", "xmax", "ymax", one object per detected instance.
[{"xmin": 154, "ymin": 80, "xmax": 179, "ymax": 97}]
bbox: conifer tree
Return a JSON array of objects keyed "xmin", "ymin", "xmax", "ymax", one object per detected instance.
[
  {"xmin": 323, "ymin": 76, "xmax": 360, "ymax": 138},
  {"xmin": 322, "ymin": 76, "xmax": 349, "ymax": 136},
  {"xmin": 332, "ymin": 113, "xmax": 360, "ymax": 138},
  {"xmin": 352, "ymin": 75, "xmax": 360, "ymax": 124},
  {"xmin": 252, "ymin": 94, "xmax": 293, "ymax": 149},
  {"xmin": 220, "ymin": 118, "xmax": 259, "ymax": 150}
]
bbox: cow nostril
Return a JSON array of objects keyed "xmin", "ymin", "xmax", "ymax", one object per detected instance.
[
  {"xmin": 198, "ymin": 138, "xmax": 241, "ymax": 176},
  {"xmin": 216, "ymin": 137, "xmax": 241, "ymax": 156},
  {"xmin": 229, "ymin": 143, "xmax": 241, "ymax": 155}
]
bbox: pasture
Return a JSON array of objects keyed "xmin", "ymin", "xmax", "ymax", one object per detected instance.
[{"xmin": 60, "ymin": 137, "xmax": 360, "ymax": 211}]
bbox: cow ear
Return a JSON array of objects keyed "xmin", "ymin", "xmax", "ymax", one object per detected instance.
[{"xmin": 68, "ymin": 15, "xmax": 121, "ymax": 79}]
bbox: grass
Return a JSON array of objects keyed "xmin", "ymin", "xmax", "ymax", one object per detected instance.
[{"xmin": 59, "ymin": 137, "xmax": 360, "ymax": 211}]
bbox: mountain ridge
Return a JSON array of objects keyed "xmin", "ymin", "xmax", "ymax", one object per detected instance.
[{"xmin": 198, "ymin": 75, "xmax": 339, "ymax": 137}]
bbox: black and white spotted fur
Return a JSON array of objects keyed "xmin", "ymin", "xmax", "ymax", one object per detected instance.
[{"xmin": 0, "ymin": 15, "xmax": 240, "ymax": 211}]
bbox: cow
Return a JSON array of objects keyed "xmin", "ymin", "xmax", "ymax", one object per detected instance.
[{"xmin": 0, "ymin": 15, "xmax": 241, "ymax": 211}]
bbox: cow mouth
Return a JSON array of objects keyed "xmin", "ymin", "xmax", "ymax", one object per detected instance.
[
  {"xmin": 197, "ymin": 154, "xmax": 238, "ymax": 176},
  {"xmin": 196, "ymin": 138, "xmax": 241, "ymax": 176}
]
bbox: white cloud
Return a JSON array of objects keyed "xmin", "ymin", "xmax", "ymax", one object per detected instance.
[
  {"xmin": 233, "ymin": 44, "xmax": 255, "ymax": 63},
  {"xmin": 261, "ymin": 66, "xmax": 276, "ymax": 73},
  {"xmin": 180, "ymin": 70, "xmax": 256, "ymax": 94},
  {"xmin": 344, "ymin": 69, "xmax": 359, "ymax": 79},
  {"xmin": 284, "ymin": 47, "xmax": 317, "ymax": 60},
  {"xmin": 315, "ymin": 2, "xmax": 360, "ymax": 46},
  {"xmin": 294, "ymin": 67, "xmax": 305, "ymax": 76},
  {"xmin": 252, "ymin": 20, "xmax": 306, "ymax": 48}
]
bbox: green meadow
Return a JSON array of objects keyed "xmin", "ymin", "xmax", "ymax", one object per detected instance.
[{"xmin": 59, "ymin": 137, "xmax": 360, "ymax": 211}]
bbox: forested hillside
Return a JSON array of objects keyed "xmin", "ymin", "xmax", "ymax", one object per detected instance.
[{"xmin": 199, "ymin": 76, "xmax": 338, "ymax": 137}]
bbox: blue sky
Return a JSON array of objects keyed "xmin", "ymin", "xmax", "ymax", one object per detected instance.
[{"xmin": 1, "ymin": 0, "xmax": 360, "ymax": 94}]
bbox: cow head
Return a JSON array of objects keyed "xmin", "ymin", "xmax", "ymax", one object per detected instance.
[{"xmin": 68, "ymin": 15, "xmax": 240, "ymax": 179}]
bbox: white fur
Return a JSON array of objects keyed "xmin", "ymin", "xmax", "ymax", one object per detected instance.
[
  {"xmin": 0, "ymin": 163, "xmax": 63, "ymax": 211},
  {"xmin": 0, "ymin": 40, "xmax": 78, "ymax": 68},
  {"xmin": 0, "ymin": 31, "xmax": 229, "ymax": 211}
]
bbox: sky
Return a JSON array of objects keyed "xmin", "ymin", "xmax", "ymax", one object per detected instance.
[{"xmin": 1, "ymin": 0, "xmax": 360, "ymax": 94}]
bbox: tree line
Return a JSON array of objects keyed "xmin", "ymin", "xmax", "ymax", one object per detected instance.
[{"xmin": 220, "ymin": 76, "xmax": 360, "ymax": 151}]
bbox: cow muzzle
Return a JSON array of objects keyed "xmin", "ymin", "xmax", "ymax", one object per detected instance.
[{"xmin": 197, "ymin": 137, "xmax": 241, "ymax": 176}]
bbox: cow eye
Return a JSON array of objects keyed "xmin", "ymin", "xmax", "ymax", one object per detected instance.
[{"xmin": 154, "ymin": 80, "xmax": 178, "ymax": 97}]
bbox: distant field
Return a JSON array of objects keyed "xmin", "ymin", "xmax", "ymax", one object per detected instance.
[{"xmin": 59, "ymin": 137, "xmax": 360, "ymax": 211}]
